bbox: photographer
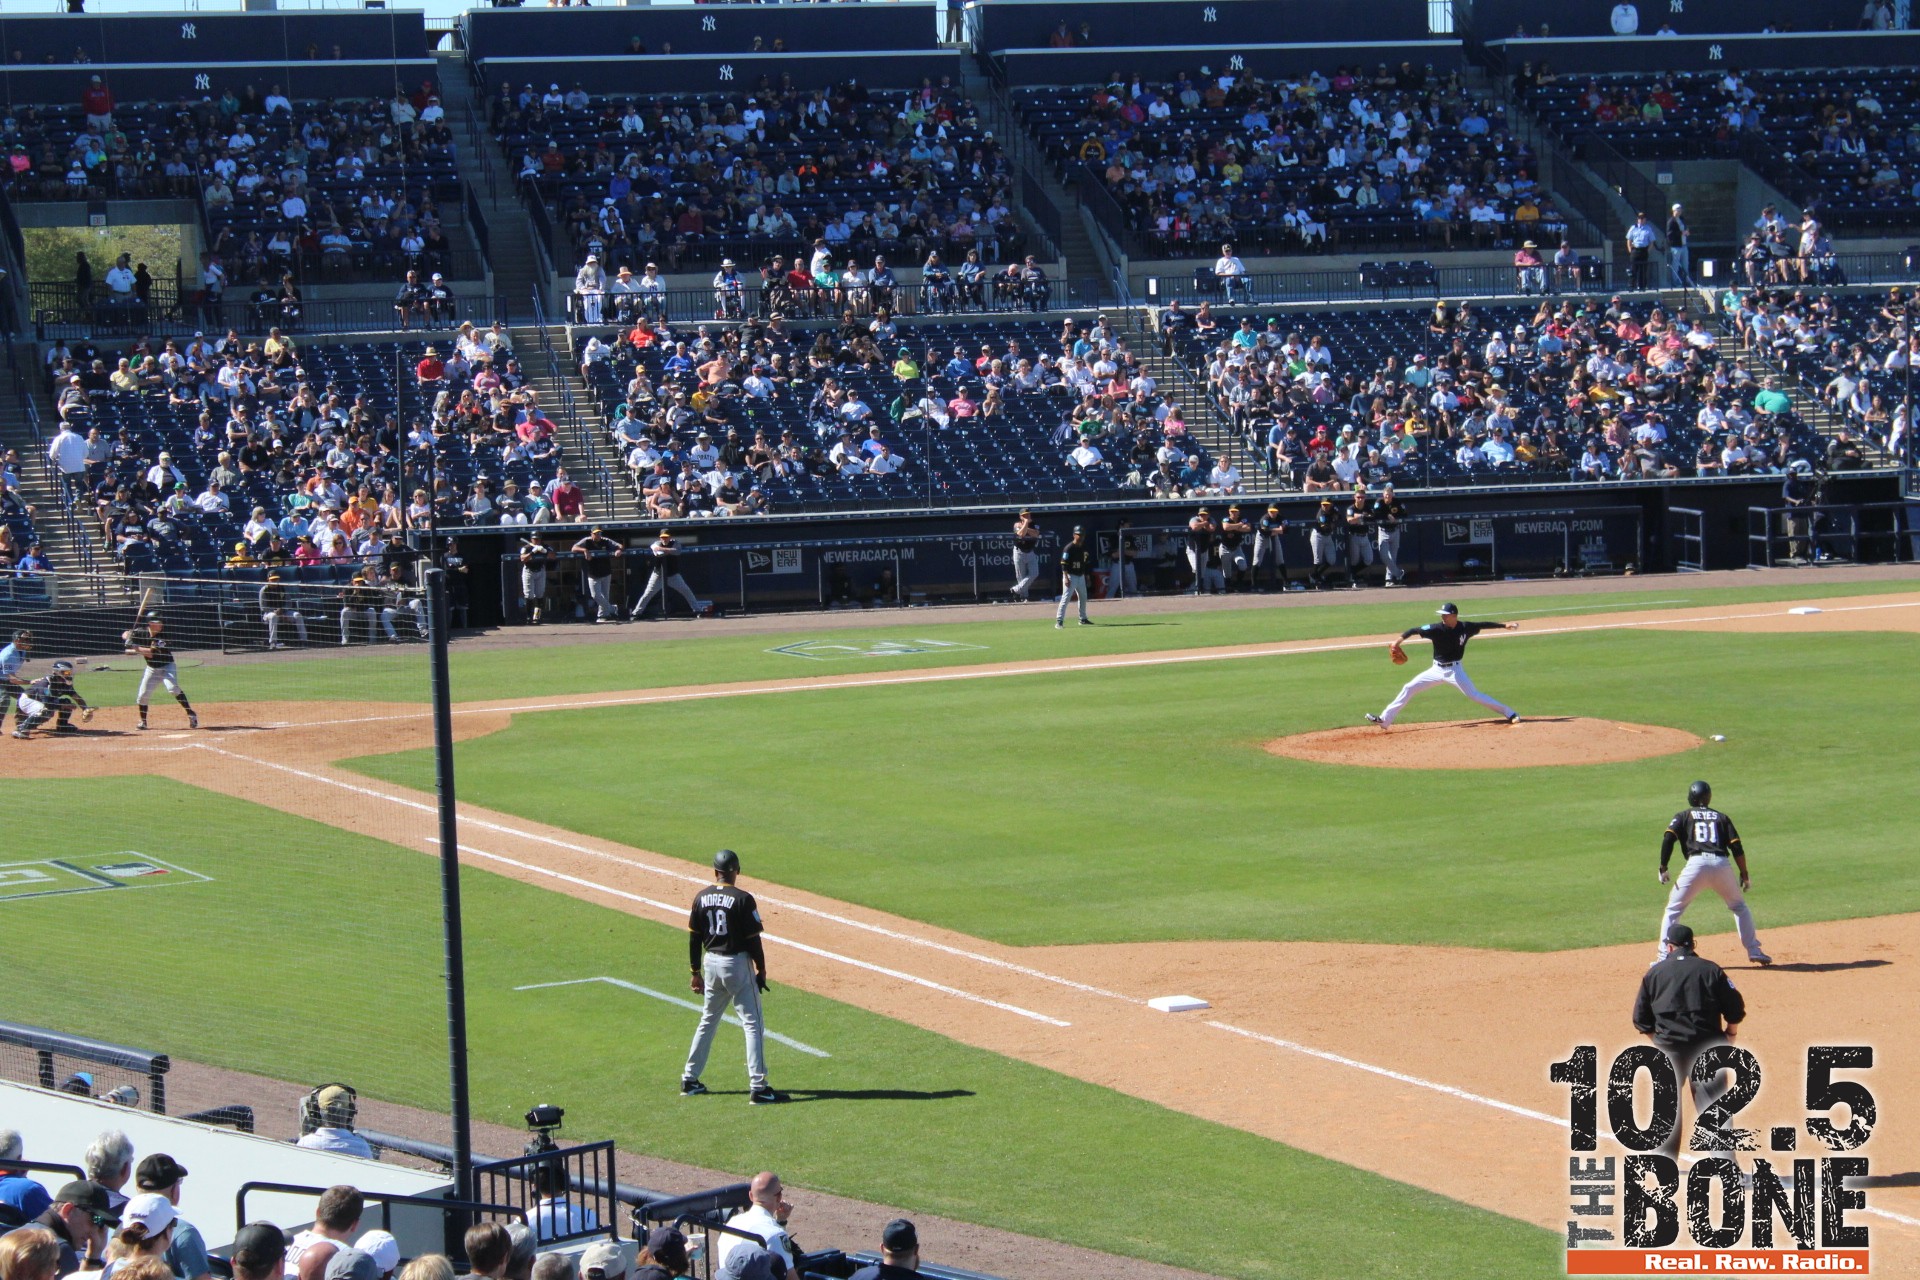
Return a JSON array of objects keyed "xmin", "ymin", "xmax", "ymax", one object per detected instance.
[{"xmin": 1780, "ymin": 459, "xmax": 1821, "ymax": 563}]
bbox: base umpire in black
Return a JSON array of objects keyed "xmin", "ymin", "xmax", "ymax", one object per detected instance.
[
  {"xmin": 682, "ymin": 849, "xmax": 786, "ymax": 1105},
  {"xmin": 1632, "ymin": 923, "xmax": 1747, "ymax": 1157}
]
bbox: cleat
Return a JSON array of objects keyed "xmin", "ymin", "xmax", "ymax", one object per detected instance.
[
  {"xmin": 1505, "ymin": 713, "xmax": 1520, "ymax": 725},
  {"xmin": 1078, "ymin": 618, "xmax": 1093, "ymax": 626},
  {"xmin": 1751, "ymin": 953, "xmax": 1773, "ymax": 967},
  {"xmin": 188, "ymin": 713, "xmax": 200, "ymax": 729},
  {"xmin": 1054, "ymin": 621, "xmax": 1063, "ymax": 629},
  {"xmin": 11, "ymin": 730, "xmax": 28, "ymax": 740},
  {"xmin": 136, "ymin": 721, "xmax": 149, "ymax": 731},
  {"xmin": 679, "ymin": 1078, "xmax": 708, "ymax": 1096},
  {"xmin": 748, "ymin": 1086, "xmax": 787, "ymax": 1106},
  {"xmin": 1364, "ymin": 713, "xmax": 1385, "ymax": 727}
]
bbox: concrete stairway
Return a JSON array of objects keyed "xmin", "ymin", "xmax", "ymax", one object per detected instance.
[
  {"xmin": 508, "ymin": 324, "xmax": 633, "ymax": 523},
  {"xmin": 0, "ymin": 374, "xmax": 101, "ymax": 577},
  {"xmin": 435, "ymin": 51, "xmax": 547, "ymax": 317}
]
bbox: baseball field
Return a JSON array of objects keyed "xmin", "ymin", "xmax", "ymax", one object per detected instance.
[{"xmin": 5, "ymin": 569, "xmax": 1920, "ymax": 1279}]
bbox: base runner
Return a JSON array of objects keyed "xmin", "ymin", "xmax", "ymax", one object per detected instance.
[
  {"xmin": 1365, "ymin": 602, "xmax": 1518, "ymax": 728},
  {"xmin": 681, "ymin": 849, "xmax": 786, "ymax": 1106},
  {"xmin": 126, "ymin": 616, "xmax": 198, "ymax": 730},
  {"xmin": 1656, "ymin": 779, "xmax": 1771, "ymax": 965},
  {"xmin": 1055, "ymin": 525, "xmax": 1093, "ymax": 627}
]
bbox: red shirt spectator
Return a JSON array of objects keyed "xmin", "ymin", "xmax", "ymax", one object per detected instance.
[
  {"xmin": 517, "ymin": 414, "xmax": 555, "ymax": 444},
  {"xmin": 81, "ymin": 79, "xmax": 114, "ymax": 119},
  {"xmin": 549, "ymin": 478, "xmax": 584, "ymax": 520},
  {"xmin": 415, "ymin": 352, "xmax": 446, "ymax": 382}
]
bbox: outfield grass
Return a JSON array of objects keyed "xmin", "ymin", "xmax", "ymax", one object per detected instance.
[
  {"xmin": 68, "ymin": 577, "xmax": 1919, "ymax": 707},
  {"xmin": 0, "ymin": 778, "xmax": 1553, "ymax": 1279},
  {"xmin": 351, "ymin": 628, "xmax": 1919, "ymax": 950}
]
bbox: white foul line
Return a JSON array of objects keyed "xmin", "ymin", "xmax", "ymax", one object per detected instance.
[
  {"xmin": 1206, "ymin": 1020, "xmax": 1568, "ymax": 1127},
  {"xmin": 184, "ymin": 744, "xmax": 1071, "ymax": 1028},
  {"xmin": 515, "ymin": 976, "xmax": 830, "ymax": 1057}
]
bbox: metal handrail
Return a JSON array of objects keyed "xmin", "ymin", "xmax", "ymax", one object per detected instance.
[
  {"xmin": 529, "ymin": 288, "xmax": 614, "ymax": 513},
  {"xmin": 234, "ymin": 1180, "xmax": 528, "ymax": 1238}
]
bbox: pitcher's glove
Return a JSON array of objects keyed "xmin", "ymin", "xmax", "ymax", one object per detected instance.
[
  {"xmin": 81, "ymin": 708, "xmax": 95, "ymax": 723},
  {"xmin": 1390, "ymin": 645, "xmax": 1408, "ymax": 665}
]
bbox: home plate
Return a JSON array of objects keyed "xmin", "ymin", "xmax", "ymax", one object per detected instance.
[
  {"xmin": 1787, "ymin": 607, "xmax": 1823, "ymax": 615},
  {"xmin": 1148, "ymin": 995, "xmax": 1210, "ymax": 1013}
]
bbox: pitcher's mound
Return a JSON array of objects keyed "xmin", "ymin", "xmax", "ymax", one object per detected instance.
[{"xmin": 1264, "ymin": 717, "xmax": 1704, "ymax": 770}]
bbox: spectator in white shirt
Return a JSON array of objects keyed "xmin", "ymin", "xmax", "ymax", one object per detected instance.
[
  {"xmin": 1610, "ymin": 2, "xmax": 1640, "ymax": 33},
  {"xmin": 867, "ymin": 445, "xmax": 905, "ymax": 475},
  {"xmin": 1069, "ymin": 437, "xmax": 1106, "ymax": 469},
  {"xmin": 716, "ymin": 1174, "xmax": 800, "ymax": 1280},
  {"xmin": 195, "ymin": 481, "xmax": 230, "ymax": 514},
  {"xmin": 1213, "ymin": 244, "xmax": 1250, "ymax": 303},
  {"xmin": 1208, "ymin": 459, "xmax": 1242, "ymax": 494},
  {"xmin": 104, "ymin": 254, "xmax": 137, "ymax": 298}
]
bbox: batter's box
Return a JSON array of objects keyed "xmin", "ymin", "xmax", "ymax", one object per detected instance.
[
  {"xmin": 0, "ymin": 854, "xmax": 212, "ymax": 903},
  {"xmin": 768, "ymin": 638, "xmax": 989, "ymax": 661}
]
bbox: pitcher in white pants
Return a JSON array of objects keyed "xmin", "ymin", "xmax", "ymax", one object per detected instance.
[
  {"xmin": 1367, "ymin": 603, "xmax": 1519, "ymax": 727},
  {"xmin": 1656, "ymin": 782, "xmax": 1770, "ymax": 964}
]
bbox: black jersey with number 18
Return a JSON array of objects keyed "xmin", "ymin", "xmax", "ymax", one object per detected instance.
[
  {"xmin": 1666, "ymin": 807, "xmax": 1741, "ymax": 859},
  {"xmin": 688, "ymin": 883, "xmax": 762, "ymax": 956}
]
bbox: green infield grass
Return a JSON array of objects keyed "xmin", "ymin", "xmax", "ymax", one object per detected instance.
[
  {"xmin": 350, "ymin": 627, "xmax": 1919, "ymax": 950},
  {"xmin": 64, "ymin": 576, "xmax": 1919, "ymax": 708},
  {"xmin": 0, "ymin": 778, "xmax": 1552, "ymax": 1279}
]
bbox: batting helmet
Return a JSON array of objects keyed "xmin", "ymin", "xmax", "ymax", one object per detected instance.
[
  {"xmin": 1071, "ymin": 525, "xmax": 1085, "ymax": 536},
  {"xmin": 713, "ymin": 849, "xmax": 741, "ymax": 875},
  {"xmin": 1688, "ymin": 780, "xmax": 1712, "ymax": 807},
  {"xmin": 11, "ymin": 629, "xmax": 31, "ymax": 646},
  {"xmin": 52, "ymin": 661, "xmax": 75, "ymax": 675}
]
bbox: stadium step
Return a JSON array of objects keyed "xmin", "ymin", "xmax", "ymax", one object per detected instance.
[
  {"xmin": 0, "ymin": 376, "xmax": 101, "ymax": 579},
  {"xmin": 436, "ymin": 51, "xmax": 547, "ymax": 314},
  {"xmin": 508, "ymin": 325, "xmax": 633, "ymax": 522}
]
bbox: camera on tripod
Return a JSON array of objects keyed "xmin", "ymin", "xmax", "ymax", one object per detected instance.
[{"xmin": 524, "ymin": 1103, "xmax": 565, "ymax": 1156}]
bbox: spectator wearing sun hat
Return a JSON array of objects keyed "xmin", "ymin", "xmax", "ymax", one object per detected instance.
[
  {"xmin": 575, "ymin": 1240, "xmax": 625, "ymax": 1280},
  {"xmin": 132, "ymin": 1156, "xmax": 208, "ymax": 1280}
]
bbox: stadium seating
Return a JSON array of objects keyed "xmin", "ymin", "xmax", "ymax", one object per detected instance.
[
  {"xmin": 1167, "ymin": 296, "xmax": 1830, "ymax": 488},
  {"xmin": 1, "ymin": 91, "xmax": 464, "ymax": 285},
  {"xmin": 1014, "ymin": 69, "xmax": 1568, "ymax": 257},
  {"xmin": 1520, "ymin": 69, "xmax": 1920, "ymax": 234},
  {"xmin": 491, "ymin": 84, "xmax": 1023, "ymax": 273},
  {"xmin": 574, "ymin": 317, "xmax": 1212, "ymax": 513},
  {"xmin": 57, "ymin": 333, "xmax": 565, "ymax": 576},
  {"xmin": 1727, "ymin": 285, "xmax": 1913, "ymax": 457}
]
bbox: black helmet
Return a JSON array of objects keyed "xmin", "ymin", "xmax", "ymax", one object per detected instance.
[
  {"xmin": 9, "ymin": 629, "xmax": 29, "ymax": 646},
  {"xmin": 1688, "ymin": 780, "xmax": 1711, "ymax": 808},
  {"xmin": 1072, "ymin": 524, "xmax": 1085, "ymax": 536},
  {"xmin": 713, "ymin": 849, "xmax": 741, "ymax": 875}
]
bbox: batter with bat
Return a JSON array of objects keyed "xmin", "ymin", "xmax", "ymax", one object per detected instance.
[
  {"xmin": 125, "ymin": 615, "xmax": 199, "ymax": 730},
  {"xmin": 1365, "ymin": 602, "xmax": 1520, "ymax": 728}
]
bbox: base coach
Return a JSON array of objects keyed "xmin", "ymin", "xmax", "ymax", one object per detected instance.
[{"xmin": 1632, "ymin": 923, "xmax": 1746, "ymax": 1157}]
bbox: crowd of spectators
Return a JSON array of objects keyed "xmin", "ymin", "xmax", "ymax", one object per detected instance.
[
  {"xmin": 1726, "ymin": 284, "xmax": 1913, "ymax": 461},
  {"xmin": 1168, "ymin": 288, "xmax": 1833, "ymax": 491},
  {"xmin": 2, "ymin": 82, "xmax": 463, "ymax": 290},
  {"xmin": 39, "ymin": 315, "xmax": 590, "ymax": 578},
  {"xmin": 1518, "ymin": 66, "xmax": 1920, "ymax": 232},
  {"xmin": 578, "ymin": 307, "xmax": 1209, "ymax": 514},
  {"xmin": 1020, "ymin": 65, "xmax": 1571, "ymax": 256},
  {"xmin": 495, "ymin": 80, "xmax": 1023, "ymax": 273}
]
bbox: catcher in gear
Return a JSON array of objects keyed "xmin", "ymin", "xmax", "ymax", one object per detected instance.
[{"xmin": 11, "ymin": 660, "xmax": 92, "ymax": 738}]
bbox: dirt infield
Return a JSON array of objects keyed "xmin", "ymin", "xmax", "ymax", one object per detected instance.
[
  {"xmin": 1265, "ymin": 716, "xmax": 1704, "ymax": 769},
  {"xmin": 12, "ymin": 585, "xmax": 1920, "ymax": 1268}
]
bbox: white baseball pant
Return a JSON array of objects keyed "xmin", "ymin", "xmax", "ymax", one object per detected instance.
[
  {"xmin": 1011, "ymin": 549, "xmax": 1040, "ymax": 600},
  {"xmin": 135, "ymin": 663, "xmax": 182, "ymax": 702},
  {"xmin": 1376, "ymin": 661, "xmax": 1515, "ymax": 726},
  {"xmin": 339, "ymin": 607, "xmax": 378, "ymax": 644},
  {"xmin": 264, "ymin": 609, "xmax": 308, "ymax": 646},
  {"xmin": 584, "ymin": 573, "xmax": 615, "ymax": 620},
  {"xmin": 1056, "ymin": 573, "xmax": 1089, "ymax": 623},
  {"xmin": 682, "ymin": 952, "xmax": 767, "ymax": 1090},
  {"xmin": 1658, "ymin": 855, "xmax": 1767, "ymax": 961},
  {"xmin": 1376, "ymin": 528, "xmax": 1404, "ymax": 583},
  {"xmin": 632, "ymin": 570, "xmax": 706, "ymax": 618}
]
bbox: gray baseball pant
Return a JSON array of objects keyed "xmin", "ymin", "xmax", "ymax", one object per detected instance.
[{"xmin": 683, "ymin": 952, "xmax": 768, "ymax": 1089}]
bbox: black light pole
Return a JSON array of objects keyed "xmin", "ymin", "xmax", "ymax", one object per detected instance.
[{"xmin": 427, "ymin": 567, "xmax": 473, "ymax": 1204}]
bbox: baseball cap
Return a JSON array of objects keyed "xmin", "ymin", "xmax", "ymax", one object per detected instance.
[
  {"xmin": 1436, "ymin": 602, "xmax": 1458, "ymax": 615},
  {"xmin": 716, "ymin": 1247, "xmax": 775, "ymax": 1280},
  {"xmin": 53, "ymin": 1181, "xmax": 119, "ymax": 1224},
  {"xmin": 122, "ymin": 1193, "xmax": 177, "ymax": 1237},
  {"xmin": 354, "ymin": 1231, "xmax": 400, "ymax": 1277},
  {"xmin": 1666, "ymin": 924, "xmax": 1696, "ymax": 949},
  {"xmin": 643, "ymin": 1229, "xmax": 687, "ymax": 1271},
  {"xmin": 324, "ymin": 1249, "xmax": 379, "ymax": 1280},
  {"xmin": 232, "ymin": 1223, "xmax": 288, "ymax": 1268},
  {"xmin": 579, "ymin": 1240, "xmax": 627, "ymax": 1280},
  {"xmin": 135, "ymin": 1154, "xmax": 189, "ymax": 1190},
  {"xmin": 882, "ymin": 1219, "xmax": 918, "ymax": 1252}
]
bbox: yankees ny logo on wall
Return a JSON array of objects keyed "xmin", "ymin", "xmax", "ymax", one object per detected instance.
[{"xmin": 1553, "ymin": 1045, "xmax": 1877, "ymax": 1273}]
